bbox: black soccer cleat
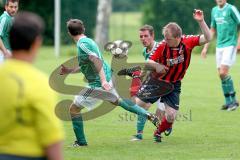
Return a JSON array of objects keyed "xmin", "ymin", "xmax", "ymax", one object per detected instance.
[
  {"xmin": 154, "ymin": 130, "xmax": 162, "ymax": 143},
  {"xmin": 164, "ymin": 128, "xmax": 172, "ymax": 136},
  {"xmin": 117, "ymin": 66, "xmax": 141, "ymax": 77}
]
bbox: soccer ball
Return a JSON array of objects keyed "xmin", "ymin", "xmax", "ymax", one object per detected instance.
[{"xmin": 104, "ymin": 40, "xmax": 132, "ymax": 58}]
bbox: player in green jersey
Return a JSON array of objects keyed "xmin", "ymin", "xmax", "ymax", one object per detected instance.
[
  {"xmin": 201, "ymin": 0, "xmax": 240, "ymax": 111},
  {"xmin": 60, "ymin": 19, "xmax": 159, "ymax": 147},
  {"xmin": 0, "ymin": 0, "xmax": 18, "ymax": 63}
]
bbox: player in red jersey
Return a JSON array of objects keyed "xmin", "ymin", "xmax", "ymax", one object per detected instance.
[{"xmin": 135, "ymin": 9, "xmax": 212, "ymax": 142}]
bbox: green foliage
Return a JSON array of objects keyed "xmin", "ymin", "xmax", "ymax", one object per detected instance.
[
  {"xmin": 61, "ymin": 0, "xmax": 98, "ymax": 44},
  {"xmin": 13, "ymin": 0, "xmax": 97, "ymax": 45},
  {"xmin": 142, "ymin": 0, "xmax": 239, "ymax": 40},
  {"xmin": 112, "ymin": 0, "xmax": 144, "ymax": 12}
]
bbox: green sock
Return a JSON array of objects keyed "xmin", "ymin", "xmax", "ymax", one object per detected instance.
[
  {"xmin": 137, "ymin": 113, "xmax": 147, "ymax": 134},
  {"xmin": 118, "ymin": 98, "xmax": 148, "ymax": 117},
  {"xmin": 226, "ymin": 76, "xmax": 237, "ymax": 103},
  {"xmin": 72, "ymin": 116, "xmax": 87, "ymax": 144},
  {"xmin": 222, "ymin": 76, "xmax": 236, "ymax": 105}
]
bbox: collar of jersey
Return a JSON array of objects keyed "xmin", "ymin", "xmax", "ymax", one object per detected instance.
[
  {"xmin": 78, "ymin": 35, "xmax": 86, "ymax": 41},
  {"xmin": 217, "ymin": 3, "xmax": 228, "ymax": 11},
  {"xmin": 4, "ymin": 11, "xmax": 11, "ymax": 18},
  {"xmin": 146, "ymin": 41, "xmax": 157, "ymax": 54}
]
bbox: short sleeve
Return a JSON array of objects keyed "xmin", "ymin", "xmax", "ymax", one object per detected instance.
[
  {"xmin": 230, "ymin": 5, "xmax": 240, "ymax": 24},
  {"xmin": 183, "ymin": 35, "xmax": 200, "ymax": 49},
  {"xmin": 0, "ymin": 17, "xmax": 8, "ymax": 37},
  {"xmin": 210, "ymin": 9, "xmax": 216, "ymax": 29}
]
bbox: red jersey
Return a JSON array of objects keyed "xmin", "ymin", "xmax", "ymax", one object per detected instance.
[{"xmin": 150, "ymin": 35, "xmax": 200, "ymax": 83}]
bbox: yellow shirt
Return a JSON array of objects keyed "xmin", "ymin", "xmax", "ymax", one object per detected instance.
[{"xmin": 0, "ymin": 59, "xmax": 64, "ymax": 157}]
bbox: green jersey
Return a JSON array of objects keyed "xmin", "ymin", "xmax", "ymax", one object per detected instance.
[
  {"xmin": 0, "ymin": 11, "xmax": 13, "ymax": 50},
  {"xmin": 211, "ymin": 3, "xmax": 240, "ymax": 48},
  {"xmin": 77, "ymin": 37, "xmax": 112, "ymax": 88},
  {"xmin": 142, "ymin": 41, "xmax": 158, "ymax": 60}
]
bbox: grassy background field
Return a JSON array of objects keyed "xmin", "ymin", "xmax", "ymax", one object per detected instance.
[{"xmin": 35, "ymin": 13, "xmax": 240, "ymax": 160}]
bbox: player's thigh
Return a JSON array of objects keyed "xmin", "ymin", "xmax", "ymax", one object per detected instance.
[
  {"xmin": 73, "ymin": 88, "xmax": 103, "ymax": 111},
  {"xmin": 220, "ymin": 46, "xmax": 237, "ymax": 68},
  {"xmin": 135, "ymin": 97, "xmax": 151, "ymax": 109}
]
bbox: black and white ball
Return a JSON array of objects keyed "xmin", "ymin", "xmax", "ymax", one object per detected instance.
[{"xmin": 104, "ymin": 40, "xmax": 132, "ymax": 58}]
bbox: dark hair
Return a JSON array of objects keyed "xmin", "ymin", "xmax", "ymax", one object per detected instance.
[
  {"xmin": 5, "ymin": 0, "xmax": 19, "ymax": 6},
  {"xmin": 67, "ymin": 19, "xmax": 85, "ymax": 36},
  {"xmin": 139, "ymin": 24, "xmax": 154, "ymax": 36},
  {"xmin": 162, "ymin": 22, "xmax": 182, "ymax": 38},
  {"xmin": 10, "ymin": 11, "xmax": 45, "ymax": 51}
]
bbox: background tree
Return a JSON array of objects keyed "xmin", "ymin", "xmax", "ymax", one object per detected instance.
[{"xmin": 95, "ymin": 0, "xmax": 112, "ymax": 48}]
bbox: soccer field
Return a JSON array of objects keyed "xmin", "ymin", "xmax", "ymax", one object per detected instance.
[
  {"xmin": 33, "ymin": 12, "xmax": 240, "ymax": 160},
  {"xmin": 35, "ymin": 46, "xmax": 240, "ymax": 160}
]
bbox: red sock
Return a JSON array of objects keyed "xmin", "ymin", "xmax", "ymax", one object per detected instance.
[
  {"xmin": 158, "ymin": 116, "xmax": 173, "ymax": 133},
  {"xmin": 130, "ymin": 71, "xmax": 142, "ymax": 97}
]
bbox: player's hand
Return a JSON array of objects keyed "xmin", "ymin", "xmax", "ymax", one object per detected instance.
[
  {"xmin": 193, "ymin": 9, "xmax": 204, "ymax": 22},
  {"xmin": 59, "ymin": 65, "xmax": 72, "ymax": 75},
  {"xmin": 102, "ymin": 81, "xmax": 112, "ymax": 91},
  {"xmin": 237, "ymin": 45, "xmax": 240, "ymax": 53},
  {"xmin": 4, "ymin": 50, "xmax": 11, "ymax": 59},
  {"xmin": 201, "ymin": 48, "xmax": 207, "ymax": 59}
]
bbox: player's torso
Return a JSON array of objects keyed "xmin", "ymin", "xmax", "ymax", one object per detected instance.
[
  {"xmin": 0, "ymin": 12, "xmax": 12, "ymax": 50},
  {"xmin": 212, "ymin": 4, "xmax": 238, "ymax": 47},
  {"xmin": 155, "ymin": 39, "xmax": 193, "ymax": 82},
  {"xmin": 77, "ymin": 37, "xmax": 111, "ymax": 87}
]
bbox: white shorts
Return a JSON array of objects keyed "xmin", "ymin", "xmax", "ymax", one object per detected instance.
[
  {"xmin": 0, "ymin": 50, "xmax": 11, "ymax": 64},
  {"xmin": 73, "ymin": 80, "xmax": 119, "ymax": 110},
  {"xmin": 156, "ymin": 98, "xmax": 165, "ymax": 111},
  {"xmin": 216, "ymin": 46, "xmax": 237, "ymax": 68},
  {"xmin": 0, "ymin": 50, "xmax": 5, "ymax": 64}
]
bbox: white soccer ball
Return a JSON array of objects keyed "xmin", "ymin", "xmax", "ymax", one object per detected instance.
[{"xmin": 104, "ymin": 40, "xmax": 132, "ymax": 59}]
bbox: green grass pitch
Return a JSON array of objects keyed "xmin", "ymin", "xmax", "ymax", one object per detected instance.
[{"xmin": 34, "ymin": 12, "xmax": 240, "ymax": 160}]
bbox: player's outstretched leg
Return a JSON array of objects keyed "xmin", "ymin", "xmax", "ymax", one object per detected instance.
[{"xmin": 117, "ymin": 98, "xmax": 159, "ymax": 127}]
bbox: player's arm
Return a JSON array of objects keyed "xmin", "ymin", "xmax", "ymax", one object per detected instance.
[
  {"xmin": 0, "ymin": 18, "xmax": 11, "ymax": 58},
  {"xmin": 89, "ymin": 55, "xmax": 111, "ymax": 90},
  {"xmin": 201, "ymin": 28, "xmax": 216, "ymax": 58},
  {"xmin": 145, "ymin": 60, "xmax": 168, "ymax": 74},
  {"xmin": 45, "ymin": 142, "xmax": 64, "ymax": 160},
  {"xmin": 59, "ymin": 65, "xmax": 80, "ymax": 75},
  {"xmin": 0, "ymin": 37, "xmax": 10, "ymax": 58},
  {"xmin": 193, "ymin": 9, "xmax": 212, "ymax": 45}
]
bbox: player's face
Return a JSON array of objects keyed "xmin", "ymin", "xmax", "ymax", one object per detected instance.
[
  {"xmin": 215, "ymin": 0, "xmax": 226, "ymax": 7},
  {"xmin": 139, "ymin": 30, "xmax": 154, "ymax": 47},
  {"xmin": 5, "ymin": 2, "xmax": 19, "ymax": 17},
  {"xmin": 164, "ymin": 33, "xmax": 180, "ymax": 47}
]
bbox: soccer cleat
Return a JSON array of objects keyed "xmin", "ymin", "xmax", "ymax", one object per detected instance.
[
  {"xmin": 221, "ymin": 104, "xmax": 229, "ymax": 110},
  {"xmin": 117, "ymin": 66, "xmax": 141, "ymax": 77},
  {"xmin": 147, "ymin": 113, "xmax": 160, "ymax": 127},
  {"xmin": 227, "ymin": 101, "xmax": 239, "ymax": 111},
  {"xmin": 164, "ymin": 127, "xmax": 172, "ymax": 136},
  {"xmin": 130, "ymin": 134, "xmax": 143, "ymax": 141},
  {"xmin": 153, "ymin": 130, "xmax": 162, "ymax": 143},
  {"xmin": 72, "ymin": 141, "xmax": 88, "ymax": 147}
]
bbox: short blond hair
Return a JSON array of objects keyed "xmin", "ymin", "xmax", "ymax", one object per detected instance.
[{"xmin": 162, "ymin": 22, "xmax": 182, "ymax": 38}]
